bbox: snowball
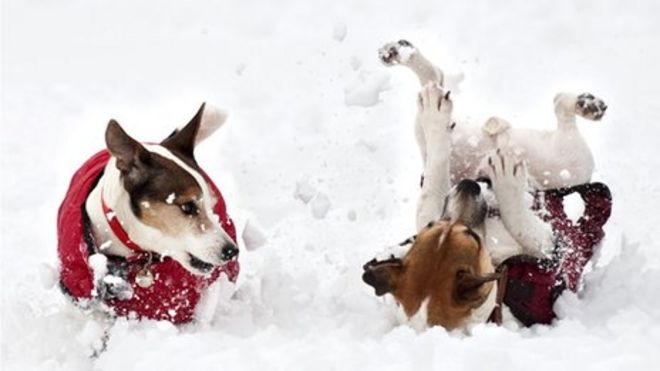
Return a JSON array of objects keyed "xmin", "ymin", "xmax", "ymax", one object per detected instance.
[
  {"xmin": 332, "ymin": 23, "xmax": 347, "ymax": 42},
  {"xmin": 242, "ymin": 217, "xmax": 268, "ymax": 250},
  {"xmin": 88, "ymin": 253, "xmax": 108, "ymax": 280},
  {"xmin": 344, "ymin": 71, "xmax": 390, "ymax": 107},
  {"xmin": 294, "ymin": 179, "xmax": 318, "ymax": 204},
  {"xmin": 75, "ymin": 320, "xmax": 105, "ymax": 353},
  {"xmin": 563, "ymin": 192, "xmax": 585, "ymax": 222},
  {"xmin": 99, "ymin": 240, "xmax": 112, "ymax": 251},
  {"xmin": 311, "ymin": 192, "xmax": 331, "ymax": 219},
  {"xmin": 350, "ymin": 56, "xmax": 362, "ymax": 71},
  {"xmin": 560, "ymin": 169, "xmax": 571, "ymax": 180},
  {"xmin": 38, "ymin": 262, "xmax": 58, "ymax": 289},
  {"xmin": 235, "ymin": 63, "xmax": 246, "ymax": 75}
]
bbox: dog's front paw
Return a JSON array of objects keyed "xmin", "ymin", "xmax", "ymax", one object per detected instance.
[
  {"xmin": 418, "ymin": 82, "xmax": 453, "ymax": 135},
  {"xmin": 486, "ymin": 151, "xmax": 528, "ymax": 204},
  {"xmin": 576, "ymin": 93, "xmax": 608, "ymax": 121},
  {"xmin": 378, "ymin": 39, "xmax": 417, "ymax": 66}
]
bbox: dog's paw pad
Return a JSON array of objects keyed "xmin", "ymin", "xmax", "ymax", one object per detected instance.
[
  {"xmin": 378, "ymin": 39, "xmax": 417, "ymax": 66},
  {"xmin": 482, "ymin": 116, "xmax": 511, "ymax": 136},
  {"xmin": 576, "ymin": 93, "xmax": 607, "ymax": 121}
]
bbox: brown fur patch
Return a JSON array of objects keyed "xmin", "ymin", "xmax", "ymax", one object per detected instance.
[
  {"xmin": 392, "ymin": 221, "xmax": 495, "ymax": 330},
  {"xmin": 130, "ymin": 153, "xmax": 213, "ymax": 237}
]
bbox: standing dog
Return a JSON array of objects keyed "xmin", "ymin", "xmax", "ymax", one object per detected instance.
[{"xmin": 58, "ymin": 104, "xmax": 239, "ymax": 323}]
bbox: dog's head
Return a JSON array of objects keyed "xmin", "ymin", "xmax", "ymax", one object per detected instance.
[
  {"xmin": 104, "ymin": 104, "xmax": 237, "ymax": 275},
  {"xmin": 363, "ymin": 220, "xmax": 498, "ymax": 330},
  {"xmin": 442, "ymin": 178, "xmax": 496, "ymax": 229}
]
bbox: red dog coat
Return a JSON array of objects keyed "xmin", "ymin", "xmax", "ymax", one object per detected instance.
[
  {"xmin": 499, "ymin": 182, "xmax": 612, "ymax": 326},
  {"xmin": 57, "ymin": 150, "xmax": 239, "ymax": 324}
]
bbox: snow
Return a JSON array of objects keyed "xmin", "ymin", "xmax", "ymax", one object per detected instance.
[
  {"xmin": 310, "ymin": 192, "xmax": 331, "ymax": 219},
  {"xmin": 2, "ymin": 0, "xmax": 660, "ymax": 370},
  {"xmin": 344, "ymin": 70, "xmax": 391, "ymax": 107},
  {"xmin": 333, "ymin": 23, "xmax": 348, "ymax": 42}
]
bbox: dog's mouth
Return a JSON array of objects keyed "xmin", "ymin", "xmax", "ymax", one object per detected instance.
[{"xmin": 188, "ymin": 253, "xmax": 215, "ymax": 274}]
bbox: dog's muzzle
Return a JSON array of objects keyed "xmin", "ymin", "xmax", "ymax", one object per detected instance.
[{"xmin": 442, "ymin": 179, "xmax": 489, "ymax": 228}]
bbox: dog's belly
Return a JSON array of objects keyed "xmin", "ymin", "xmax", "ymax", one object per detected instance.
[
  {"xmin": 483, "ymin": 217, "xmax": 523, "ymax": 266},
  {"xmin": 507, "ymin": 129, "xmax": 594, "ymax": 189},
  {"xmin": 448, "ymin": 126, "xmax": 594, "ymax": 189},
  {"xmin": 449, "ymin": 128, "xmax": 496, "ymax": 183}
]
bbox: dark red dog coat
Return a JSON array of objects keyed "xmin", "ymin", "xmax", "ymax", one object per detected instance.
[
  {"xmin": 498, "ymin": 182, "xmax": 612, "ymax": 326},
  {"xmin": 57, "ymin": 150, "xmax": 239, "ymax": 324}
]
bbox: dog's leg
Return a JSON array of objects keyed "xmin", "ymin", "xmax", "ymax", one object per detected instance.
[
  {"xmin": 554, "ymin": 92, "xmax": 608, "ymax": 129},
  {"xmin": 487, "ymin": 152, "xmax": 555, "ymax": 256},
  {"xmin": 379, "ymin": 40, "xmax": 446, "ymax": 168},
  {"xmin": 416, "ymin": 83, "xmax": 453, "ymax": 231},
  {"xmin": 378, "ymin": 40, "xmax": 444, "ymax": 86}
]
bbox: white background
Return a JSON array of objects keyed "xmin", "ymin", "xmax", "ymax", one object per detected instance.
[{"xmin": 2, "ymin": 0, "xmax": 660, "ymax": 370}]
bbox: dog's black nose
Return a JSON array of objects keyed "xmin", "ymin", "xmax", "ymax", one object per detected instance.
[
  {"xmin": 220, "ymin": 243, "xmax": 239, "ymax": 261},
  {"xmin": 456, "ymin": 179, "xmax": 481, "ymax": 197}
]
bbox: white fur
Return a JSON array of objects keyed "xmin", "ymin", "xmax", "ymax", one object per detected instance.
[
  {"xmin": 381, "ymin": 41, "xmax": 599, "ymax": 190},
  {"xmin": 415, "ymin": 82, "xmax": 453, "ymax": 230},
  {"xmin": 415, "ymin": 82, "xmax": 553, "ymax": 265},
  {"xmin": 396, "ymin": 297, "xmax": 430, "ymax": 333}
]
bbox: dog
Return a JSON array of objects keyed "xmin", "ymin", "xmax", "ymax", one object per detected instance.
[
  {"xmin": 378, "ymin": 40, "xmax": 608, "ymax": 203},
  {"xmin": 57, "ymin": 103, "xmax": 240, "ymax": 324},
  {"xmin": 362, "ymin": 80, "xmax": 612, "ymax": 331}
]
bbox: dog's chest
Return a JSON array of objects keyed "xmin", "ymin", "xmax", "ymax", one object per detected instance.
[{"xmin": 484, "ymin": 218, "xmax": 522, "ymax": 266}]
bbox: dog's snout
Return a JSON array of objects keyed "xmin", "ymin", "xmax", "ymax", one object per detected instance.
[
  {"xmin": 475, "ymin": 176, "xmax": 492, "ymax": 189},
  {"xmin": 220, "ymin": 243, "xmax": 239, "ymax": 261},
  {"xmin": 456, "ymin": 179, "xmax": 481, "ymax": 197}
]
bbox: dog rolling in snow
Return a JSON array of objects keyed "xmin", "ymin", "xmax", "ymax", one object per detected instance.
[
  {"xmin": 57, "ymin": 104, "xmax": 239, "ymax": 324},
  {"xmin": 378, "ymin": 40, "xmax": 608, "ymax": 202},
  {"xmin": 363, "ymin": 51, "xmax": 612, "ymax": 331}
]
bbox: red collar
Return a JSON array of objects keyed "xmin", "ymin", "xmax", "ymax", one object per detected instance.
[{"xmin": 100, "ymin": 190, "xmax": 146, "ymax": 256}]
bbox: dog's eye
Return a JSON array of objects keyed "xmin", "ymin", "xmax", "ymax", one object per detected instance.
[{"xmin": 181, "ymin": 201, "xmax": 199, "ymax": 216}]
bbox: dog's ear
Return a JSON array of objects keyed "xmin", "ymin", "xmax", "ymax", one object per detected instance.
[
  {"xmin": 161, "ymin": 103, "xmax": 205, "ymax": 163},
  {"xmin": 453, "ymin": 269, "xmax": 500, "ymax": 308},
  {"xmin": 105, "ymin": 119, "xmax": 152, "ymax": 188},
  {"xmin": 362, "ymin": 259, "xmax": 403, "ymax": 296}
]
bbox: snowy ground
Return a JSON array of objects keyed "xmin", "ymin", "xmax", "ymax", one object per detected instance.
[{"xmin": 2, "ymin": 0, "xmax": 660, "ymax": 370}]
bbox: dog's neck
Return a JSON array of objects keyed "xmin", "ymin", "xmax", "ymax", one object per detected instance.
[{"xmin": 85, "ymin": 157, "xmax": 143, "ymax": 258}]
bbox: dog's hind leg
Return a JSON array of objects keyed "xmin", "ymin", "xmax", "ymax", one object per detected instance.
[
  {"xmin": 378, "ymin": 40, "xmax": 444, "ymax": 86},
  {"xmin": 416, "ymin": 83, "xmax": 454, "ymax": 231}
]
